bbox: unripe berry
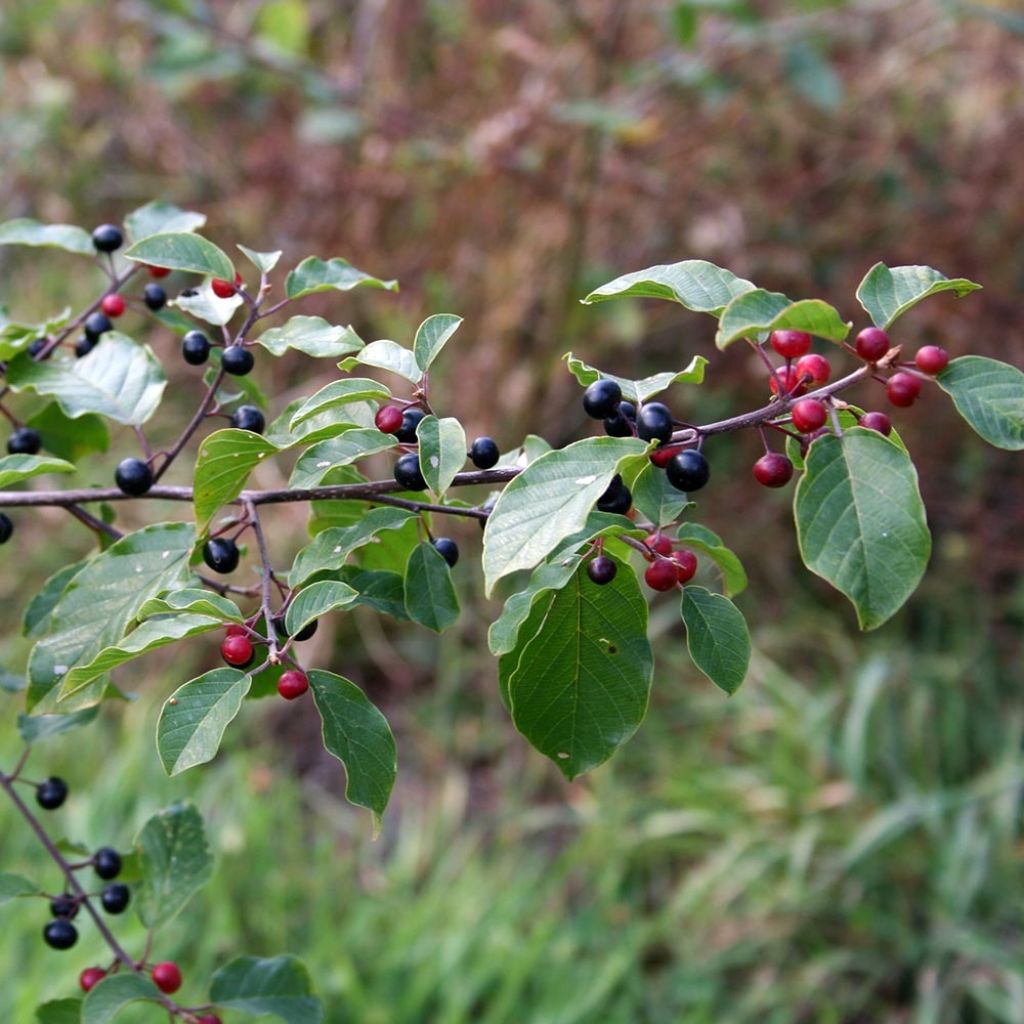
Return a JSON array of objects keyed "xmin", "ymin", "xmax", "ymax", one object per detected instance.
[
  {"xmin": 115, "ymin": 458, "xmax": 153, "ymax": 496},
  {"xmin": 469, "ymin": 436, "xmax": 500, "ymax": 469},
  {"xmin": 644, "ymin": 559, "xmax": 679, "ymax": 592},
  {"xmin": 433, "ymin": 537, "xmax": 459, "ymax": 567},
  {"xmin": 753, "ymin": 452, "xmax": 794, "ymax": 488},
  {"xmin": 145, "ymin": 264, "xmax": 171, "ymax": 278},
  {"xmin": 636, "ymin": 402, "xmax": 674, "ymax": 444},
  {"xmin": 374, "ymin": 406, "xmax": 405, "ymax": 435},
  {"xmin": 791, "ymin": 399, "xmax": 828, "ymax": 434},
  {"xmin": 91, "ymin": 224, "xmax": 123, "ymax": 252},
  {"xmin": 36, "ymin": 777, "xmax": 68, "ymax": 810},
  {"xmin": 886, "ymin": 372, "xmax": 922, "ymax": 408},
  {"xmin": 859, "ymin": 411, "xmax": 893, "ymax": 435},
  {"xmin": 768, "ymin": 365, "xmax": 807, "ymax": 397},
  {"xmin": 80, "ymin": 967, "xmax": 106, "ymax": 992},
  {"xmin": 582, "ymin": 379, "xmax": 622, "ymax": 419},
  {"xmin": 8, "ymin": 427, "xmax": 42, "ymax": 455},
  {"xmin": 100, "ymin": 293, "xmax": 126, "ymax": 318},
  {"xmin": 225, "ymin": 623, "xmax": 248, "ymax": 637},
  {"xmin": 649, "ymin": 444, "xmax": 679, "ymax": 468},
  {"xmin": 645, "ymin": 533, "xmax": 672, "ymax": 557},
  {"xmin": 211, "ymin": 277, "xmax": 237, "ymax": 299},
  {"xmin": 855, "ymin": 326, "xmax": 890, "ymax": 362},
  {"xmin": 151, "ymin": 961, "xmax": 183, "ymax": 994},
  {"xmin": 914, "ymin": 345, "xmax": 949, "ymax": 375},
  {"xmin": 197, "ymin": 1017, "xmax": 223, "ymax": 1024},
  {"xmin": 220, "ymin": 634, "xmax": 254, "ymax": 668},
  {"xmin": 277, "ymin": 670, "xmax": 309, "ymax": 701},
  {"xmin": 769, "ymin": 330, "xmax": 812, "ymax": 359},
  {"xmin": 665, "ymin": 449, "xmax": 710, "ymax": 493},
  {"xmin": 587, "ymin": 555, "xmax": 617, "ymax": 585},
  {"xmin": 795, "ymin": 353, "xmax": 831, "ymax": 386},
  {"xmin": 222, "ymin": 345, "xmax": 254, "ymax": 376},
  {"xmin": 672, "ymin": 549, "xmax": 698, "ymax": 583}
]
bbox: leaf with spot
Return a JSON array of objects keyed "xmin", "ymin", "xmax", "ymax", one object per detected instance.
[
  {"xmin": 563, "ymin": 351, "xmax": 707, "ymax": 403},
  {"xmin": 936, "ymin": 356, "xmax": 1024, "ymax": 451},
  {"xmin": 124, "ymin": 231, "xmax": 235, "ymax": 279},
  {"xmin": 404, "ymin": 542, "xmax": 460, "ymax": 633},
  {"xmin": 856, "ymin": 263, "xmax": 981, "ymax": 329},
  {"xmin": 193, "ymin": 428, "xmax": 281, "ymax": 530},
  {"xmin": 285, "ymin": 256, "xmax": 398, "ymax": 300},
  {"xmin": 680, "ymin": 586, "xmax": 750, "ymax": 694},
  {"xmin": 715, "ymin": 290, "xmax": 851, "ymax": 349},
  {"xmin": 416, "ymin": 414, "xmax": 466, "ymax": 497},
  {"xmin": 288, "ymin": 429, "xmax": 396, "ymax": 489},
  {"xmin": 413, "ymin": 313, "xmax": 462, "ymax": 372}
]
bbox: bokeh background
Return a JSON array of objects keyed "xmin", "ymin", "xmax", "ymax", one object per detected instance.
[{"xmin": 2, "ymin": 1, "xmax": 1024, "ymax": 1020}]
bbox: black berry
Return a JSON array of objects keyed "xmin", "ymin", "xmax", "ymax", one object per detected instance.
[
  {"xmin": 0, "ymin": 513, "xmax": 12, "ymax": 544},
  {"xmin": 596, "ymin": 474, "xmax": 632, "ymax": 515},
  {"xmin": 27, "ymin": 337, "xmax": 47, "ymax": 358},
  {"xmin": 100, "ymin": 883, "xmax": 131, "ymax": 915},
  {"xmin": 84, "ymin": 312, "xmax": 112, "ymax": 341},
  {"xmin": 665, "ymin": 449, "xmax": 710, "ymax": 493},
  {"xmin": 35, "ymin": 777, "xmax": 68, "ymax": 810},
  {"xmin": 222, "ymin": 345, "xmax": 254, "ymax": 376},
  {"xmin": 75, "ymin": 335, "xmax": 97, "ymax": 358},
  {"xmin": 636, "ymin": 402, "xmax": 674, "ymax": 444},
  {"xmin": 203, "ymin": 537, "xmax": 240, "ymax": 574},
  {"xmin": 7, "ymin": 427, "xmax": 41, "ymax": 455},
  {"xmin": 143, "ymin": 283, "xmax": 167, "ymax": 311},
  {"xmin": 469, "ymin": 436, "xmax": 500, "ymax": 469},
  {"xmin": 394, "ymin": 453, "xmax": 427, "ymax": 491},
  {"xmin": 603, "ymin": 411, "xmax": 633, "ymax": 437},
  {"xmin": 182, "ymin": 331, "xmax": 211, "ymax": 366},
  {"xmin": 582, "ymin": 379, "xmax": 622, "ymax": 419},
  {"xmin": 587, "ymin": 555, "xmax": 617, "ymax": 585},
  {"xmin": 433, "ymin": 537, "xmax": 459, "ymax": 567},
  {"xmin": 91, "ymin": 224, "xmax": 123, "ymax": 253},
  {"xmin": 115, "ymin": 458, "xmax": 153, "ymax": 496},
  {"xmin": 272, "ymin": 615, "xmax": 318, "ymax": 643},
  {"xmin": 43, "ymin": 919, "xmax": 78, "ymax": 950},
  {"xmin": 230, "ymin": 405, "xmax": 265, "ymax": 434},
  {"xmin": 395, "ymin": 408, "xmax": 425, "ymax": 443},
  {"xmin": 50, "ymin": 894, "xmax": 79, "ymax": 920},
  {"xmin": 93, "ymin": 847, "xmax": 122, "ymax": 881}
]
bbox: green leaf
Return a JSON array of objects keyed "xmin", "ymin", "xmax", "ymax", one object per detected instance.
[
  {"xmin": 0, "ymin": 454, "xmax": 75, "ymax": 489},
  {"xmin": 674, "ymin": 523, "xmax": 748, "ymax": 597},
  {"xmin": 125, "ymin": 200, "xmax": 206, "ymax": 241},
  {"xmin": 413, "ymin": 313, "xmax": 462, "ymax": 372},
  {"xmin": 7, "ymin": 334, "xmax": 167, "ymax": 425},
  {"xmin": 288, "ymin": 379, "xmax": 391, "ymax": 430},
  {"xmin": 139, "ymin": 588, "xmax": 242, "ymax": 621},
  {"xmin": 680, "ymin": 586, "xmax": 750, "ymax": 694},
  {"xmin": 501, "ymin": 557, "xmax": 652, "ymax": 779},
  {"xmin": 563, "ymin": 352, "xmax": 708, "ymax": 404},
  {"xmin": 715, "ymin": 291, "xmax": 851, "ymax": 349},
  {"xmin": 170, "ymin": 280, "xmax": 244, "ymax": 326},
  {"xmin": 135, "ymin": 802, "xmax": 213, "ymax": 927},
  {"xmin": 18, "ymin": 706, "xmax": 99, "ymax": 744},
  {"xmin": 337, "ymin": 567, "xmax": 409, "ymax": 620},
  {"xmin": 935, "ymin": 355, "xmax": 1024, "ymax": 451},
  {"xmin": 285, "ymin": 256, "xmax": 398, "ymax": 300},
  {"xmin": 256, "ymin": 316, "xmax": 364, "ymax": 358},
  {"xmin": 794, "ymin": 429, "xmax": 931, "ymax": 630},
  {"xmin": 82, "ymin": 973, "xmax": 162, "ymax": 1024},
  {"xmin": 238, "ymin": 243, "xmax": 283, "ymax": 274},
  {"xmin": 26, "ymin": 403, "xmax": 109, "ymax": 461},
  {"xmin": 0, "ymin": 872, "xmax": 39, "ymax": 904},
  {"xmin": 210, "ymin": 954, "xmax": 324, "ymax": 1024},
  {"xmin": 267, "ymin": 397, "xmax": 376, "ymax": 449},
  {"xmin": 0, "ymin": 218, "xmax": 93, "ymax": 255},
  {"xmin": 341, "ymin": 339, "xmax": 421, "ymax": 383},
  {"xmin": 856, "ymin": 263, "xmax": 982, "ymax": 329},
  {"xmin": 23, "ymin": 562, "xmax": 87, "ymax": 639},
  {"xmin": 309, "ymin": 671, "xmax": 396, "ymax": 828},
  {"xmin": 483, "ymin": 437, "xmax": 647, "ymax": 594},
  {"xmin": 35, "ymin": 998, "xmax": 83, "ymax": 1024},
  {"xmin": 123, "ymin": 232, "xmax": 235, "ymax": 279},
  {"xmin": 157, "ymin": 668, "xmax": 252, "ymax": 775},
  {"xmin": 582, "ymin": 259, "xmax": 756, "ymax": 315},
  {"xmin": 404, "ymin": 542, "xmax": 460, "ymax": 632},
  {"xmin": 288, "ymin": 429, "xmax": 396, "ymax": 489},
  {"xmin": 285, "ymin": 581, "xmax": 358, "ymax": 636},
  {"xmin": 629, "ymin": 461, "xmax": 691, "ymax": 528},
  {"xmin": 416, "ymin": 415, "xmax": 466, "ymax": 497},
  {"xmin": 193, "ymin": 428, "xmax": 280, "ymax": 529}
]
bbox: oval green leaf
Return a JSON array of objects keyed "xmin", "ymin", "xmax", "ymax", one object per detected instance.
[
  {"xmin": 194, "ymin": 428, "xmax": 281, "ymax": 529},
  {"xmin": 936, "ymin": 355, "xmax": 1024, "ymax": 450},
  {"xmin": 856, "ymin": 262, "xmax": 981, "ymax": 329},
  {"xmin": 82, "ymin": 974, "xmax": 162, "ymax": 1024},
  {"xmin": 416, "ymin": 414, "xmax": 466, "ymax": 497},
  {"xmin": 0, "ymin": 454, "xmax": 75, "ymax": 489},
  {"xmin": 716, "ymin": 291, "xmax": 851, "ymax": 349},
  {"xmin": 285, "ymin": 255, "xmax": 398, "ymax": 300},
  {"xmin": 413, "ymin": 313, "xmax": 462, "ymax": 372},
  {"xmin": 404, "ymin": 542, "xmax": 460, "ymax": 633},
  {"xmin": 284, "ymin": 581, "xmax": 358, "ymax": 636},
  {"xmin": 256, "ymin": 316, "xmax": 364, "ymax": 358},
  {"xmin": 680, "ymin": 586, "xmax": 750, "ymax": 694},
  {"xmin": 210, "ymin": 954, "xmax": 324, "ymax": 1024},
  {"xmin": 0, "ymin": 218, "xmax": 93, "ymax": 255},
  {"xmin": 289, "ymin": 379, "xmax": 392, "ymax": 430},
  {"xmin": 123, "ymin": 231, "xmax": 235, "ymax": 279}
]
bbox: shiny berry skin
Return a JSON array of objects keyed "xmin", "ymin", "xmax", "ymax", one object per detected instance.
[
  {"xmin": 225, "ymin": 623, "xmax": 248, "ymax": 637},
  {"xmin": 769, "ymin": 330, "xmax": 812, "ymax": 359},
  {"xmin": 115, "ymin": 458, "xmax": 153, "ymax": 496},
  {"xmin": 84, "ymin": 312, "xmax": 112, "ymax": 340},
  {"xmin": 222, "ymin": 345, "xmax": 254, "ymax": 376},
  {"xmin": 277, "ymin": 670, "xmax": 309, "ymax": 701},
  {"xmin": 672, "ymin": 549, "xmax": 698, "ymax": 583},
  {"xmin": 80, "ymin": 967, "xmax": 106, "ymax": 992},
  {"xmin": 293, "ymin": 619, "xmax": 318, "ymax": 642},
  {"xmin": 603, "ymin": 410, "xmax": 633, "ymax": 437},
  {"xmin": 768, "ymin": 365, "xmax": 806, "ymax": 397},
  {"xmin": 753, "ymin": 452, "xmax": 794, "ymax": 488},
  {"xmin": 152, "ymin": 962, "xmax": 183, "ymax": 994},
  {"xmin": 914, "ymin": 345, "xmax": 949, "ymax": 375},
  {"xmin": 582, "ymin": 379, "xmax": 622, "ymax": 419},
  {"xmin": 855, "ymin": 326, "xmax": 890, "ymax": 362},
  {"xmin": 230, "ymin": 405, "xmax": 265, "ymax": 434},
  {"xmin": 203, "ymin": 537, "xmax": 240, "ymax": 574},
  {"xmin": 666, "ymin": 449, "xmax": 710, "ymax": 493},
  {"xmin": 791, "ymin": 399, "xmax": 828, "ymax": 434},
  {"xmin": 43, "ymin": 919, "xmax": 78, "ymax": 950},
  {"xmin": 636, "ymin": 402, "xmax": 674, "ymax": 444},
  {"xmin": 75, "ymin": 335, "xmax": 97, "ymax": 358},
  {"xmin": 100, "ymin": 294, "xmax": 126, "ymax": 318},
  {"xmin": 91, "ymin": 224, "xmax": 123, "ymax": 252},
  {"xmin": 649, "ymin": 444, "xmax": 679, "ymax": 468},
  {"xmin": 796, "ymin": 353, "xmax": 831, "ymax": 387},
  {"xmin": 433, "ymin": 537, "xmax": 459, "ymax": 567},
  {"xmin": 375, "ymin": 406, "xmax": 405, "ymax": 435},
  {"xmin": 645, "ymin": 533, "xmax": 672, "ymax": 557},
  {"xmin": 146, "ymin": 264, "xmax": 171, "ymax": 278},
  {"xmin": 644, "ymin": 559, "xmax": 678, "ymax": 592},
  {"xmin": 859, "ymin": 411, "xmax": 893, "ymax": 435},
  {"xmin": 394, "ymin": 453, "xmax": 427, "ymax": 491},
  {"xmin": 220, "ymin": 634, "xmax": 254, "ymax": 668},
  {"xmin": 212, "ymin": 277, "xmax": 237, "ymax": 299},
  {"xmin": 94, "ymin": 847, "xmax": 122, "ymax": 880},
  {"xmin": 587, "ymin": 555, "xmax": 617, "ymax": 585},
  {"xmin": 395, "ymin": 408, "xmax": 425, "ymax": 443},
  {"xmin": 142, "ymin": 283, "xmax": 167, "ymax": 311},
  {"xmin": 182, "ymin": 330, "xmax": 211, "ymax": 366},
  {"xmin": 101, "ymin": 883, "xmax": 131, "ymax": 914},
  {"xmin": 27, "ymin": 337, "xmax": 47, "ymax": 358},
  {"xmin": 36, "ymin": 776, "xmax": 68, "ymax": 810},
  {"xmin": 8, "ymin": 426, "xmax": 42, "ymax": 455},
  {"xmin": 469, "ymin": 436, "xmax": 500, "ymax": 469},
  {"xmin": 596, "ymin": 475, "xmax": 632, "ymax": 515},
  {"xmin": 50, "ymin": 894, "xmax": 79, "ymax": 920},
  {"xmin": 886, "ymin": 372, "xmax": 922, "ymax": 408},
  {"xmin": 0, "ymin": 513, "xmax": 12, "ymax": 544}
]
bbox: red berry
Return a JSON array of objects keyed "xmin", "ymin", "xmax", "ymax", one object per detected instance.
[
  {"xmin": 220, "ymin": 634, "xmax": 254, "ymax": 667},
  {"xmin": 886, "ymin": 372, "xmax": 922, "ymax": 408},
  {"xmin": 649, "ymin": 445, "xmax": 680, "ymax": 468},
  {"xmin": 197, "ymin": 1017, "xmax": 223, "ymax": 1024},
  {"xmin": 151, "ymin": 961, "xmax": 182, "ymax": 994},
  {"xmin": 100, "ymin": 294, "xmax": 126, "ymax": 318},
  {"xmin": 791, "ymin": 399, "xmax": 828, "ymax": 434},
  {"xmin": 914, "ymin": 345, "xmax": 949, "ymax": 375},
  {"xmin": 672, "ymin": 549, "xmax": 698, "ymax": 583},
  {"xmin": 79, "ymin": 967, "xmax": 106, "ymax": 992},
  {"xmin": 855, "ymin": 327, "xmax": 890, "ymax": 362},
  {"xmin": 225, "ymin": 624, "xmax": 247, "ymax": 637},
  {"xmin": 374, "ymin": 406, "xmax": 405, "ymax": 434},
  {"xmin": 768, "ymin": 366, "xmax": 806, "ymax": 397},
  {"xmin": 146, "ymin": 264, "xmax": 171, "ymax": 278},
  {"xmin": 795, "ymin": 353, "xmax": 831, "ymax": 386},
  {"xmin": 769, "ymin": 329, "xmax": 812, "ymax": 359},
  {"xmin": 211, "ymin": 278, "xmax": 236, "ymax": 299},
  {"xmin": 644, "ymin": 559, "xmax": 679, "ymax": 592},
  {"xmin": 277, "ymin": 670, "xmax": 309, "ymax": 701},
  {"xmin": 859, "ymin": 411, "xmax": 892, "ymax": 435},
  {"xmin": 753, "ymin": 452, "xmax": 794, "ymax": 488},
  {"xmin": 645, "ymin": 532, "xmax": 672, "ymax": 557}
]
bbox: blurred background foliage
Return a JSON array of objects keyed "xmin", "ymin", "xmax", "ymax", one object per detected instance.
[{"xmin": 1, "ymin": 1, "xmax": 1023, "ymax": 1021}]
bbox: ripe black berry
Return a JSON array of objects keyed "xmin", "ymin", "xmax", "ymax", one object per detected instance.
[
  {"xmin": 230, "ymin": 405, "xmax": 265, "ymax": 434},
  {"xmin": 36, "ymin": 777, "xmax": 68, "ymax": 810},
  {"xmin": 596, "ymin": 474, "xmax": 632, "ymax": 515},
  {"xmin": 84, "ymin": 312, "xmax": 112, "ymax": 341},
  {"xmin": 582, "ymin": 379, "xmax": 622, "ymax": 419},
  {"xmin": 395, "ymin": 408, "xmax": 425, "ymax": 443},
  {"xmin": 433, "ymin": 537, "xmax": 459, "ymax": 567},
  {"xmin": 143, "ymin": 283, "xmax": 167, "ymax": 311},
  {"xmin": 666, "ymin": 449, "xmax": 710, "ymax": 493},
  {"xmin": 91, "ymin": 224, "xmax": 123, "ymax": 253},
  {"xmin": 43, "ymin": 919, "xmax": 78, "ymax": 950},
  {"xmin": 394, "ymin": 453, "xmax": 427, "ymax": 491},
  {"xmin": 636, "ymin": 402, "xmax": 674, "ymax": 444},
  {"xmin": 603, "ymin": 405, "xmax": 634, "ymax": 438},
  {"xmin": 222, "ymin": 345, "xmax": 254, "ymax": 376},
  {"xmin": 50, "ymin": 894, "xmax": 79, "ymax": 920},
  {"xmin": 93, "ymin": 847, "xmax": 122, "ymax": 880},
  {"xmin": 469, "ymin": 436, "xmax": 500, "ymax": 469},
  {"xmin": 203, "ymin": 537, "xmax": 240, "ymax": 574},
  {"xmin": 115, "ymin": 458, "xmax": 153, "ymax": 496},
  {"xmin": 100, "ymin": 883, "xmax": 131, "ymax": 915},
  {"xmin": 587, "ymin": 555, "xmax": 617, "ymax": 585},
  {"xmin": 0, "ymin": 513, "xmax": 12, "ymax": 544},
  {"xmin": 182, "ymin": 331, "xmax": 211, "ymax": 366},
  {"xmin": 7, "ymin": 427, "xmax": 42, "ymax": 455},
  {"xmin": 272, "ymin": 615, "xmax": 319, "ymax": 643},
  {"xmin": 75, "ymin": 335, "xmax": 96, "ymax": 358},
  {"xmin": 27, "ymin": 337, "xmax": 47, "ymax": 358}
]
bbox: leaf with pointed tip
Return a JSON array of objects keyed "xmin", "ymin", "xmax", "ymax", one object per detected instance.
[
  {"xmin": 336, "ymin": 567, "xmax": 409, "ymax": 619},
  {"xmin": 716, "ymin": 291, "xmax": 851, "ymax": 349},
  {"xmin": 680, "ymin": 586, "xmax": 750, "ymax": 694},
  {"xmin": 0, "ymin": 454, "xmax": 75, "ymax": 489},
  {"xmin": 285, "ymin": 255, "xmax": 398, "ymax": 299},
  {"xmin": 935, "ymin": 356, "xmax": 1024, "ymax": 451},
  {"xmin": 0, "ymin": 873, "xmax": 39, "ymax": 904},
  {"xmin": 125, "ymin": 200, "xmax": 206, "ymax": 241},
  {"xmin": 413, "ymin": 313, "xmax": 463, "ymax": 371},
  {"xmin": 341, "ymin": 339, "xmax": 421, "ymax": 383},
  {"xmin": 35, "ymin": 998, "xmax": 82, "ymax": 1024},
  {"xmin": 856, "ymin": 263, "xmax": 981, "ymax": 329},
  {"xmin": 284, "ymin": 581, "xmax": 358, "ymax": 636},
  {"xmin": 289, "ymin": 379, "xmax": 391, "ymax": 430},
  {"xmin": 170, "ymin": 280, "xmax": 244, "ymax": 326},
  {"xmin": 582, "ymin": 259, "xmax": 756, "ymax": 315},
  {"xmin": 139, "ymin": 589, "xmax": 242, "ymax": 621},
  {"xmin": 563, "ymin": 352, "xmax": 707, "ymax": 404},
  {"xmin": 124, "ymin": 232, "xmax": 235, "ymax": 279},
  {"xmin": 0, "ymin": 218, "xmax": 93, "ymax": 254},
  {"xmin": 674, "ymin": 523, "xmax": 748, "ymax": 597},
  {"xmin": 238, "ymin": 244, "xmax": 283, "ymax": 274},
  {"xmin": 210, "ymin": 954, "xmax": 324, "ymax": 1024},
  {"xmin": 629, "ymin": 462, "xmax": 691, "ymax": 528},
  {"xmin": 23, "ymin": 562, "xmax": 88, "ymax": 639},
  {"xmin": 157, "ymin": 668, "xmax": 252, "ymax": 775},
  {"xmin": 255, "ymin": 316, "xmax": 364, "ymax": 359},
  {"xmin": 416, "ymin": 415, "xmax": 466, "ymax": 497},
  {"xmin": 404, "ymin": 542, "xmax": 460, "ymax": 632},
  {"xmin": 82, "ymin": 973, "xmax": 162, "ymax": 1024},
  {"xmin": 17, "ymin": 706, "xmax": 98, "ymax": 745},
  {"xmin": 193, "ymin": 428, "xmax": 281, "ymax": 529},
  {"xmin": 288, "ymin": 429, "xmax": 396, "ymax": 489}
]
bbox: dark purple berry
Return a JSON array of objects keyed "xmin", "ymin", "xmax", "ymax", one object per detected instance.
[
  {"xmin": 469, "ymin": 436, "xmax": 500, "ymax": 469},
  {"xmin": 433, "ymin": 537, "xmax": 459, "ymax": 567},
  {"xmin": 582, "ymin": 379, "xmax": 622, "ymax": 419},
  {"xmin": 665, "ymin": 449, "xmax": 710, "ymax": 493},
  {"xmin": 636, "ymin": 402, "xmax": 674, "ymax": 444},
  {"xmin": 587, "ymin": 555, "xmax": 617, "ymax": 585},
  {"xmin": 35, "ymin": 777, "xmax": 68, "ymax": 810},
  {"xmin": 91, "ymin": 224, "xmax": 123, "ymax": 253},
  {"xmin": 114, "ymin": 458, "xmax": 153, "ymax": 496},
  {"xmin": 7, "ymin": 427, "xmax": 41, "ymax": 455}
]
